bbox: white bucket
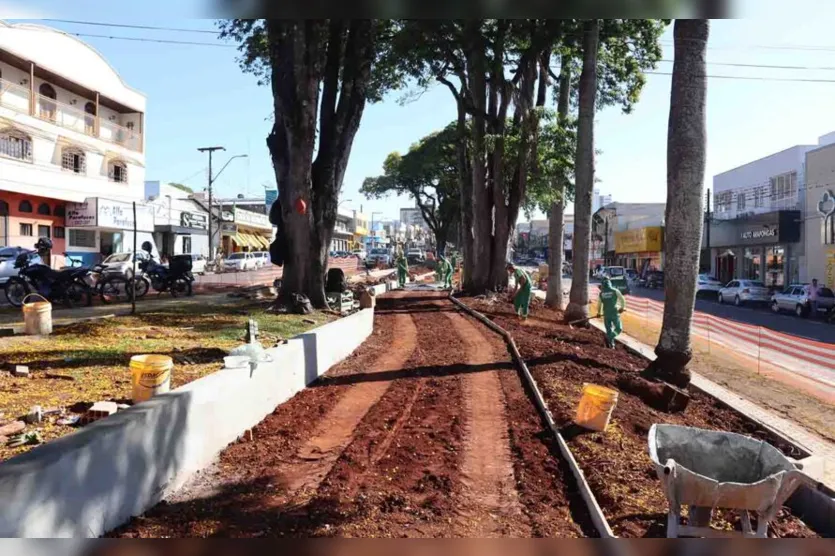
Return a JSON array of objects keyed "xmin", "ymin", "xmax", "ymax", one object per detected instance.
[{"xmin": 22, "ymin": 294, "xmax": 52, "ymax": 336}]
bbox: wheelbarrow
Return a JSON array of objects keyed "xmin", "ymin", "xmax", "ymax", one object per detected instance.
[{"xmin": 648, "ymin": 424, "xmax": 815, "ymax": 538}]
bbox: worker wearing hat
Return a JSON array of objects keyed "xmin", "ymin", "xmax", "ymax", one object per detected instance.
[
  {"xmin": 506, "ymin": 262, "xmax": 533, "ymax": 320},
  {"xmin": 598, "ymin": 277, "xmax": 626, "ymax": 348},
  {"xmin": 438, "ymin": 254, "xmax": 453, "ymax": 289},
  {"xmin": 396, "ymin": 250, "xmax": 408, "ymax": 288}
]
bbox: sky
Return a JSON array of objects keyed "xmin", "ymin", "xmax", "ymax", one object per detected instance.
[{"xmin": 4, "ymin": 1, "xmax": 835, "ymax": 222}]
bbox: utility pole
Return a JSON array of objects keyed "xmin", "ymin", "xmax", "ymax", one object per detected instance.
[
  {"xmin": 705, "ymin": 188, "xmax": 711, "ymax": 273},
  {"xmin": 198, "ymin": 147, "xmax": 248, "ymax": 259}
]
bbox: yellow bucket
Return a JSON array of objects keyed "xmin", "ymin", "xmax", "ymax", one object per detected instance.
[
  {"xmin": 22, "ymin": 294, "xmax": 52, "ymax": 336},
  {"xmin": 129, "ymin": 355, "xmax": 173, "ymax": 403},
  {"xmin": 575, "ymin": 383, "xmax": 619, "ymax": 432}
]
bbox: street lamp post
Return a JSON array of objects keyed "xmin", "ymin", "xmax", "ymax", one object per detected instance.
[{"xmin": 197, "ymin": 146, "xmax": 247, "ymax": 258}]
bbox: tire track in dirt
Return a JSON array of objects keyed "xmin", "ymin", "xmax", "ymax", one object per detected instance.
[
  {"xmin": 282, "ymin": 299, "xmax": 418, "ymax": 497},
  {"xmin": 446, "ymin": 310, "xmax": 531, "ymax": 537}
]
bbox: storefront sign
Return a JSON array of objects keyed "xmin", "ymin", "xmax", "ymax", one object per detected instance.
[
  {"xmin": 740, "ymin": 226, "xmax": 777, "ymax": 240},
  {"xmin": 66, "ymin": 200, "xmax": 97, "ymax": 227},
  {"xmin": 221, "ymin": 223, "xmax": 237, "ymax": 236},
  {"xmin": 97, "ymin": 199, "xmax": 154, "ymax": 231},
  {"xmin": 614, "ymin": 226, "xmax": 662, "ymax": 254},
  {"xmin": 233, "ymin": 207, "xmax": 271, "ymax": 230},
  {"xmin": 827, "ymin": 249, "xmax": 835, "ymax": 290},
  {"xmin": 180, "ymin": 211, "xmax": 208, "ymax": 230}
]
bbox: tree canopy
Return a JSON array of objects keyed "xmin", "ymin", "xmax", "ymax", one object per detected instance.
[{"xmin": 362, "ymin": 122, "xmax": 460, "ymax": 252}]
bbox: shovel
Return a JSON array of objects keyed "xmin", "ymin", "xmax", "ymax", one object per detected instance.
[{"xmin": 568, "ymin": 314, "xmax": 603, "ymax": 329}]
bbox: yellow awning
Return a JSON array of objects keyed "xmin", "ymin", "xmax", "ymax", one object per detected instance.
[
  {"xmin": 256, "ymin": 235, "xmax": 271, "ymax": 249},
  {"xmin": 231, "ymin": 233, "xmax": 249, "ymax": 247},
  {"xmin": 241, "ymin": 233, "xmax": 257, "ymax": 249}
]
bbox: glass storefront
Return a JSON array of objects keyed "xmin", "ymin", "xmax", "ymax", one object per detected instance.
[
  {"xmin": 765, "ymin": 245, "xmax": 785, "ymax": 289},
  {"xmin": 743, "ymin": 247, "xmax": 762, "ymax": 281}
]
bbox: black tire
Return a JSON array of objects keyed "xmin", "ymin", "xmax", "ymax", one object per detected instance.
[
  {"xmin": 771, "ymin": 301, "xmax": 780, "ymax": 314},
  {"xmin": 4, "ymin": 277, "xmax": 30, "ymax": 308},
  {"xmin": 734, "ymin": 295, "xmax": 742, "ymax": 307},
  {"xmin": 795, "ymin": 304, "xmax": 807, "ymax": 318},
  {"xmin": 717, "ymin": 292, "xmax": 724, "ymax": 304},
  {"xmin": 99, "ymin": 276, "xmax": 131, "ymax": 304},
  {"xmin": 132, "ymin": 277, "xmax": 150, "ymax": 299},
  {"xmin": 65, "ymin": 280, "xmax": 92, "ymax": 308},
  {"xmin": 170, "ymin": 277, "xmax": 192, "ymax": 298}
]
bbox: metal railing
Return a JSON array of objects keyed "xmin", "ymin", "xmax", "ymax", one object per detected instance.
[
  {"xmin": 0, "ymin": 78, "xmax": 31, "ymax": 115},
  {"xmin": 35, "ymin": 93, "xmax": 93, "ymax": 136},
  {"xmin": 99, "ymin": 118, "xmax": 142, "ymax": 152}
]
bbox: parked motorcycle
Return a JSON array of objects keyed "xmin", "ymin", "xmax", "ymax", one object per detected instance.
[
  {"xmin": 134, "ymin": 249, "xmax": 194, "ymax": 298},
  {"xmin": 3, "ymin": 239, "xmax": 93, "ymax": 308}
]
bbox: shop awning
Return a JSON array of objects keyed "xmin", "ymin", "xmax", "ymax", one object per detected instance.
[
  {"xmin": 254, "ymin": 235, "xmax": 271, "ymax": 249},
  {"xmin": 241, "ymin": 233, "xmax": 258, "ymax": 249},
  {"xmin": 231, "ymin": 234, "xmax": 249, "ymax": 248}
]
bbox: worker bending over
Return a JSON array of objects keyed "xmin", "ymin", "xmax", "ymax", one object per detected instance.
[
  {"xmin": 396, "ymin": 252, "xmax": 408, "ymax": 288},
  {"xmin": 598, "ymin": 277, "xmax": 626, "ymax": 348},
  {"xmin": 506, "ymin": 262, "xmax": 533, "ymax": 320},
  {"xmin": 438, "ymin": 255, "xmax": 453, "ymax": 289}
]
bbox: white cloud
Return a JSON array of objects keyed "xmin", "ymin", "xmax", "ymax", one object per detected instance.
[{"xmin": 0, "ymin": 1, "xmax": 48, "ymax": 18}]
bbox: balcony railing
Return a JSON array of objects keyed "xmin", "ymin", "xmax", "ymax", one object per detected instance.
[{"xmin": 0, "ymin": 78, "xmax": 142, "ymax": 152}]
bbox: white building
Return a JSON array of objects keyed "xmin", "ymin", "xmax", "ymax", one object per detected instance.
[
  {"xmin": 145, "ymin": 181, "xmax": 209, "ymax": 258},
  {"xmin": 330, "ymin": 207, "xmax": 353, "ymax": 252},
  {"xmin": 400, "ymin": 207, "xmax": 429, "ymax": 230},
  {"xmin": 0, "ymin": 21, "xmax": 147, "ymax": 266},
  {"xmin": 592, "ymin": 189, "xmax": 613, "ymax": 215}
]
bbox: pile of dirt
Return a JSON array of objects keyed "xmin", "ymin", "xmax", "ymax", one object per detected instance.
[{"xmin": 459, "ymin": 296, "xmax": 817, "ymax": 539}]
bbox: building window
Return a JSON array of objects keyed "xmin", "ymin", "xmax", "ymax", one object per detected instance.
[
  {"xmin": 715, "ymin": 191, "xmax": 733, "ymax": 213},
  {"xmin": 20, "ymin": 223, "xmax": 33, "ymax": 236},
  {"xmin": 38, "ymin": 83, "xmax": 57, "ymax": 121},
  {"xmin": 68, "ymin": 229, "xmax": 96, "ymax": 248},
  {"xmin": 37, "ymin": 203, "xmax": 51, "ymax": 216},
  {"xmin": 737, "ymin": 192, "xmax": 746, "ymax": 212},
  {"xmin": 108, "ymin": 160, "xmax": 128, "ymax": 183},
  {"xmin": 38, "ymin": 225, "xmax": 50, "ymax": 238},
  {"xmin": 0, "ymin": 200, "xmax": 7, "ymax": 216},
  {"xmin": 84, "ymin": 102, "xmax": 96, "ymax": 135},
  {"xmin": 754, "ymin": 186, "xmax": 766, "ymax": 208},
  {"xmin": 0, "ymin": 129, "xmax": 33, "ymax": 162},
  {"xmin": 54, "ymin": 205, "xmax": 65, "ymax": 217},
  {"xmin": 769, "ymin": 171, "xmax": 798, "ymax": 207},
  {"xmin": 18, "ymin": 200, "xmax": 32, "ymax": 213},
  {"xmin": 54, "ymin": 226, "xmax": 65, "ymax": 239},
  {"xmin": 61, "ymin": 147, "xmax": 86, "ymax": 174}
]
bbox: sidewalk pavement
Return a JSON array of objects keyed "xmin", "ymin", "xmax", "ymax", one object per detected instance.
[{"xmin": 590, "ymin": 320, "xmax": 835, "ymax": 492}]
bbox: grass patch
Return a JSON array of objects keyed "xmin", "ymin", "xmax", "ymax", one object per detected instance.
[{"xmin": 0, "ymin": 299, "xmax": 335, "ymax": 460}]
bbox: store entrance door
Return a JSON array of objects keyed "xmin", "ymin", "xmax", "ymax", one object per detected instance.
[
  {"xmin": 0, "ymin": 200, "xmax": 7, "ymax": 247},
  {"xmin": 100, "ymin": 231, "xmax": 122, "ymax": 257},
  {"xmin": 717, "ymin": 251, "xmax": 736, "ymax": 284}
]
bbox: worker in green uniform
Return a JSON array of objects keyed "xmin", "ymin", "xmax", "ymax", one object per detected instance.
[
  {"xmin": 438, "ymin": 255, "xmax": 451, "ymax": 289},
  {"xmin": 506, "ymin": 262, "xmax": 533, "ymax": 320},
  {"xmin": 597, "ymin": 277, "xmax": 626, "ymax": 348},
  {"xmin": 396, "ymin": 251, "xmax": 408, "ymax": 288}
]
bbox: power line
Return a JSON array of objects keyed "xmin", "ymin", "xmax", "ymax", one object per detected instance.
[
  {"xmin": 62, "ymin": 31, "xmax": 232, "ymax": 48},
  {"xmin": 39, "ymin": 19, "xmax": 219, "ymax": 35},
  {"xmin": 646, "ymin": 71, "xmax": 835, "ymax": 83},
  {"xmin": 660, "ymin": 59, "xmax": 835, "ymax": 72}
]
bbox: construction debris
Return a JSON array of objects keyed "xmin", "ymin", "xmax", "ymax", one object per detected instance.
[
  {"xmin": 81, "ymin": 401, "xmax": 119, "ymax": 425},
  {"xmin": 12, "ymin": 365, "xmax": 29, "ymax": 378},
  {"xmin": 0, "ymin": 421, "xmax": 25, "ymax": 437},
  {"xmin": 7, "ymin": 431, "xmax": 42, "ymax": 448}
]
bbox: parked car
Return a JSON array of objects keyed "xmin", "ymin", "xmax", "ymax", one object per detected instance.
[
  {"xmin": 696, "ymin": 274, "xmax": 724, "ymax": 297},
  {"xmin": 406, "ymin": 248, "xmax": 425, "ymax": 264},
  {"xmin": 0, "ymin": 247, "xmax": 37, "ymax": 285},
  {"xmin": 224, "ymin": 252, "xmax": 257, "ymax": 272},
  {"xmin": 250, "ymin": 251, "xmax": 269, "ymax": 268},
  {"xmin": 640, "ymin": 271, "xmax": 664, "ymax": 289},
  {"xmin": 184, "ymin": 253, "xmax": 208, "ymax": 275},
  {"xmin": 99, "ymin": 252, "xmax": 151, "ymax": 279},
  {"xmin": 366, "ymin": 248, "xmax": 392, "ymax": 267},
  {"xmin": 335, "ymin": 251, "xmax": 352, "ymax": 258},
  {"xmin": 771, "ymin": 284, "xmax": 835, "ymax": 317},
  {"xmin": 352, "ymin": 249, "xmax": 367, "ymax": 261},
  {"xmin": 718, "ymin": 279, "xmax": 770, "ymax": 306}
]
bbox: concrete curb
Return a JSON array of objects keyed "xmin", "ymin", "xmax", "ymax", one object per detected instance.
[
  {"xmin": 448, "ymin": 295, "xmax": 615, "ymax": 538},
  {"xmin": 0, "ymin": 309, "xmax": 375, "ymax": 538}
]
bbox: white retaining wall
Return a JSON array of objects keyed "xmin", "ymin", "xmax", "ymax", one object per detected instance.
[{"xmin": 0, "ymin": 308, "xmax": 375, "ymax": 538}]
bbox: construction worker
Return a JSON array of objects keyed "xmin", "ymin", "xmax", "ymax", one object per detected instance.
[
  {"xmin": 396, "ymin": 251, "xmax": 408, "ymax": 288},
  {"xmin": 598, "ymin": 277, "xmax": 626, "ymax": 348},
  {"xmin": 506, "ymin": 262, "xmax": 533, "ymax": 320},
  {"xmin": 440, "ymin": 255, "xmax": 453, "ymax": 289}
]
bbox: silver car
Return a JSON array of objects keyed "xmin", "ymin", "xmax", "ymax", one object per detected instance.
[
  {"xmin": 717, "ymin": 279, "xmax": 771, "ymax": 306},
  {"xmin": 99, "ymin": 252, "xmax": 150, "ymax": 279},
  {"xmin": 771, "ymin": 284, "xmax": 835, "ymax": 318}
]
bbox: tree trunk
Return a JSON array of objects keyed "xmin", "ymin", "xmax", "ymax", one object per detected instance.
[
  {"xmin": 646, "ymin": 19, "xmax": 709, "ymax": 389},
  {"xmin": 546, "ymin": 59, "xmax": 571, "ymax": 309},
  {"xmin": 565, "ymin": 20, "xmax": 600, "ymax": 322},
  {"xmin": 455, "ymin": 97, "xmax": 475, "ymax": 288}
]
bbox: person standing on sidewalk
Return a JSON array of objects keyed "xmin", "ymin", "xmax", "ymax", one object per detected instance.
[
  {"xmin": 807, "ymin": 278, "xmax": 821, "ymax": 318},
  {"xmin": 597, "ymin": 277, "xmax": 626, "ymax": 348},
  {"xmin": 396, "ymin": 251, "xmax": 408, "ymax": 288},
  {"xmin": 506, "ymin": 262, "xmax": 533, "ymax": 320}
]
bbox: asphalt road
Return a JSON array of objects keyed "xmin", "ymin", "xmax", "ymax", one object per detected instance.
[{"xmin": 627, "ymin": 285, "xmax": 835, "ymax": 344}]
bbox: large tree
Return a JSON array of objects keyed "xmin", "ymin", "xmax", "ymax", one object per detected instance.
[
  {"xmin": 219, "ymin": 20, "xmax": 404, "ymax": 307},
  {"xmin": 645, "ymin": 19, "xmax": 709, "ymax": 389},
  {"xmin": 361, "ymin": 123, "xmax": 460, "ymax": 254}
]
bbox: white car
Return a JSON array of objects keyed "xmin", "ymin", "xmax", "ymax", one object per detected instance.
[
  {"xmin": 251, "ymin": 251, "xmax": 270, "ymax": 268},
  {"xmin": 184, "ymin": 253, "xmax": 207, "ymax": 275},
  {"xmin": 352, "ymin": 249, "xmax": 367, "ymax": 261},
  {"xmin": 224, "ymin": 252, "xmax": 257, "ymax": 272},
  {"xmin": 0, "ymin": 247, "xmax": 37, "ymax": 285},
  {"xmin": 696, "ymin": 274, "xmax": 723, "ymax": 296}
]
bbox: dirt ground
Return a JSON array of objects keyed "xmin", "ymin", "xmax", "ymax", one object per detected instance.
[
  {"xmin": 112, "ymin": 290, "xmax": 593, "ymax": 538},
  {"xmin": 461, "ymin": 294, "xmax": 817, "ymax": 538},
  {"xmin": 0, "ymin": 300, "xmax": 333, "ymax": 461}
]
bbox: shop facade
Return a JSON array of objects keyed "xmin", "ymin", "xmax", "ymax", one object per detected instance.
[
  {"xmin": 220, "ymin": 207, "xmax": 272, "ymax": 254},
  {"xmin": 65, "ymin": 197, "xmax": 157, "ymax": 265},
  {"xmin": 704, "ymin": 210, "xmax": 802, "ymax": 289},
  {"xmin": 0, "ymin": 192, "xmax": 67, "ymax": 266},
  {"xmin": 804, "ymin": 141, "xmax": 835, "ymax": 289},
  {"xmin": 613, "ymin": 226, "xmax": 664, "ymax": 273}
]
